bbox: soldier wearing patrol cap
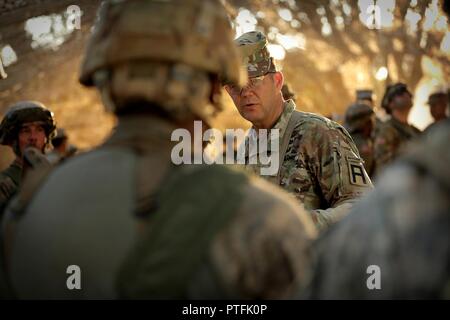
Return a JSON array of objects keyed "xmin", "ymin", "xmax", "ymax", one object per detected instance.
[
  {"xmin": 374, "ymin": 83, "xmax": 421, "ymax": 175},
  {"xmin": 2, "ymin": 0, "xmax": 316, "ymax": 299},
  {"xmin": 225, "ymin": 31, "xmax": 373, "ymax": 230},
  {"xmin": 344, "ymin": 103, "xmax": 376, "ymax": 177},
  {"xmin": 0, "ymin": 101, "xmax": 56, "ymax": 215},
  {"xmin": 356, "ymin": 89, "xmax": 374, "ymax": 108}
]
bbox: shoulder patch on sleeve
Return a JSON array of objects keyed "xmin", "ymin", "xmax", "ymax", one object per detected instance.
[{"xmin": 346, "ymin": 156, "xmax": 370, "ymax": 186}]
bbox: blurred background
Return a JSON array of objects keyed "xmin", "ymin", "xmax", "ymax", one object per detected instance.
[{"xmin": 1, "ymin": 0, "xmax": 449, "ymax": 170}]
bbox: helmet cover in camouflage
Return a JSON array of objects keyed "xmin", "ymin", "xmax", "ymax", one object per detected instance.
[
  {"xmin": 79, "ymin": 0, "xmax": 245, "ymax": 123},
  {"xmin": 80, "ymin": 0, "xmax": 245, "ymax": 88},
  {"xmin": 344, "ymin": 103, "xmax": 374, "ymax": 133},
  {"xmin": 0, "ymin": 101, "xmax": 56, "ymax": 146},
  {"xmin": 234, "ymin": 31, "xmax": 278, "ymax": 78}
]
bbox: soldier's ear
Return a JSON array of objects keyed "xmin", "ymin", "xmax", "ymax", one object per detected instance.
[{"xmin": 273, "ymin": 72, "xmax": 284, "ymax": 91}]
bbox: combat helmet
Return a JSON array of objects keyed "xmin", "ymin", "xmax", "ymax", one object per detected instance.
[
  {"xmin": 381, "ymin": 83, "xmax": 411, "ymax": 114},
  {"xmin": 79, "ymin": 0, "xmax": 246, "ymax": 124},
  {"xmin": 344, "ymin": 103, "xmax": 374, "ymax": 134},
  {"xmin": 0, "ymin": 101, "xmax": 56, "ymax": 152}
]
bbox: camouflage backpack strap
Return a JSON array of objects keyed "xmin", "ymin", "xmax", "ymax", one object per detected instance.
[
  {"xmin": 117, "ymin": 165, "xmax": 248, "ymax": 299},
  {"xmin": 277, "ymin": 110, "xmax": 302, "ymax": 183}
]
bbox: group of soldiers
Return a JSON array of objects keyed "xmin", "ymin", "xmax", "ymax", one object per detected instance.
[
  {"xmin": 0, "ymin": 0, "xmax": 448, "ymax": 299},
  {"xmin": 343, "ymin": 85, "xmax": 448, "ymax": 179}
]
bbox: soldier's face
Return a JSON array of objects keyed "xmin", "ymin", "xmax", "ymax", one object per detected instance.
[
  {"xmin": 225, "ymin": 72, "xmax": 283, "ymax": 128},
  {"xmin": 430, "ymin": 98, "xmax": 448, "ymax": 121},
  {"xmin": 18, "ymin": 122, "xmax": 47, "ymax": 155},
  {"xmin": 392, "ymin": 91, "xmax": 413, "ymax": 111}
]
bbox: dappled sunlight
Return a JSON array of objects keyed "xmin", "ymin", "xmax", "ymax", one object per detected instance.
[
  {"xmin": 409, "ymin": 56, "xmax": 448, "ymax": 130},
  {"xmin": 0, "ymin": 45, "xmax": 17, "ymax": 67},
  {"xmin": 24, "ymin": 8, "xmax": 82, "ymax": 50}
]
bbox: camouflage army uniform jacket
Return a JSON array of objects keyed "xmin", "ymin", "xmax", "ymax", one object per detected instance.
[
  {"xmin": 0, "ymin": 160, "xmax": 22, "ymax": 215},
  {"xmin": 240, "ymin": 100, "xmax": 373, "ymax": 230},
  {"xmin": 374, "ymin": 117, "xmax": 421, "ymax": 175}
]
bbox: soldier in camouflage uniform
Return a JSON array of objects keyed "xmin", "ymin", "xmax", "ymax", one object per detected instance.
[
  {"xmin": 344, "ymin": 103, "xmax": 376, "ymax": 178},
  {"xmin": 1, "ymin": 0, "xmax": 317, "ymax": 299},
  {"xmin": 308, "ymin": 118, "xmax": 450, "ymax": 299},
  {"xmin": 373, "ymin": 83, "xmax": 421, "ymax": 176},
  {"xmin": 0, "ymin": 101, "xmax": 56, "ymax": 215},
  {"xmin": 45, "ymin": 128, "xmax": 78, "ymax": 165},
  {"xmin": 425, "ymin": 91, "xmax": 448, "ymax": 133},
  {"xmin": 224, "ymin": 31, "xmax": 373, "ymax": 230}
]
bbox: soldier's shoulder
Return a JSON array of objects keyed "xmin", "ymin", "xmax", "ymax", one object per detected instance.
[
  {"xmin": 0, "ymin": 165, "xmax": 20, "ymax": 188},
  {"xmin": 294, "ymin": 111, "xmax": 347, "ymax": 133},
  {"xmin": 292, "ymin": 111, "xmax": 353, "ymax": 144}
]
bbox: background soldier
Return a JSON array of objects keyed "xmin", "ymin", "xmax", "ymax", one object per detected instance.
[
  {"xmin": 282, "ymin": 83, "xmax": 297, "ymax": 103},
  {"xmin": 425, "ymin": 91, "xmax": 448, "ymax": 133},
  {"xmin": 0, "ymin": 101, "xmax": 56, "ymax": 215},
  {"xmin": 374, "ymin": 83, "xmax": 421, "ymax": 176},
  {"xmin": 46, "ymin": 128, "xmax": 78, "ymax": 165},
  {"xmin": 307, "ymin": 119, "xmax": 450, "ymax": 299},
  {"xmin": 1, "ymin": 0, "xmax": 316, "ymax": 299},
  {"xmin": 225, "ymin": 31, "xmax": 373, "ymax": 230},
  {"xmin": 344, "ymin": 103, "xmax": 375, "ymax": 178},
  {"xmin": 355, "ymin": 89, "xmax": 374, "ymax": 108}
]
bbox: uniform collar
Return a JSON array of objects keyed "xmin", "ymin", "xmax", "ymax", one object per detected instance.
[{"xmin": 244, "ymin": 99, "xmax": 296, "ymax": 155}]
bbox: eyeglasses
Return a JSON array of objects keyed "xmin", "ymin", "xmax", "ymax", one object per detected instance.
[{"xmin": 225, "ymin": 73, "xmax": 274, "ymax": 96}]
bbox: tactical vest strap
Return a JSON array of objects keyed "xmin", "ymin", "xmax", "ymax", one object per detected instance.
[{"xmin": 117, "ymin": 165, "xmax": 247, "ymax": 299}]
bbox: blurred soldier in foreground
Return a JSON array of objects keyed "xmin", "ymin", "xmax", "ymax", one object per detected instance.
[
  {"xmin": 225, "ymin": 31, "xmax": 372, "ymax": 230},
  {"xmin": 425, "ymin": 91, "xmax": 448, "ymax": 133},
  {"xmin": 374, "ymin": 83, "xmax": 421, "ymax": 176},
  {"xmin": 0, "ymin": 101, "xmax": 55, "ymax": 215},
  {"xmin": 46, "ymin": 128, "xmax": 78, "ymax": 165},
  {"xmin": 1, "ymin": 0, "xmax": 316, "ymax": 299},
  {"xmin": 308, "ymin": 118, "xmax": 450, "ymax": 299},
  {"xmin": 344, "ymin": 103, "xmax": 375, "ymax": 177}
]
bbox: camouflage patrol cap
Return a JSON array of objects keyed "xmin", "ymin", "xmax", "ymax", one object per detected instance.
[
  {"xmin": 234, "ymin": 31, "xmax": 278, "ymax": 78},
  {"xmin": 0, "ymin": 101, "xmax": 56, "ymax": 146},
  {"xmin": 356, "ymin": 90, "xmax": 373, "ymax": 102},
  {"xmin": 344, "ymin": 103, "xmax": 374, "ymax": 133}
]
